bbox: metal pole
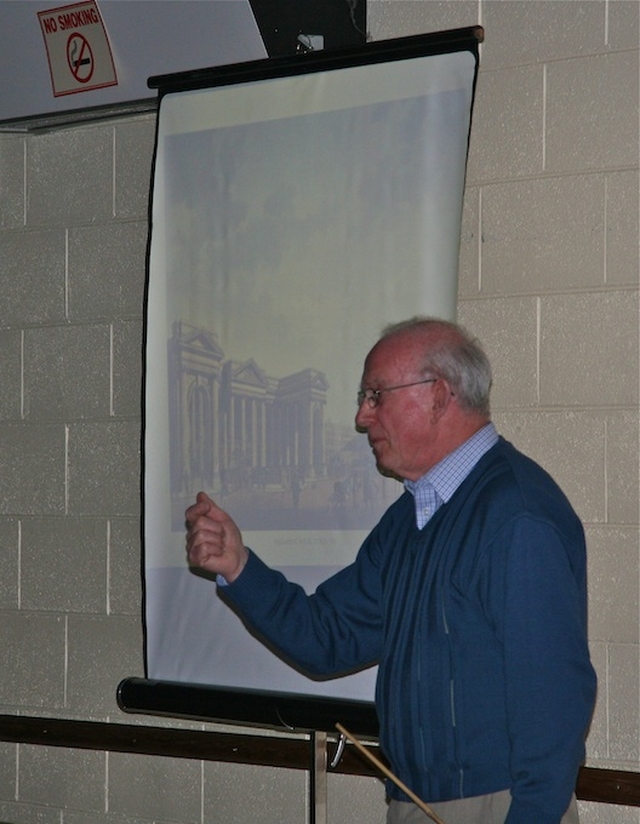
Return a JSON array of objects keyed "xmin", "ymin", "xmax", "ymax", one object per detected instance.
[{"xmin": 310, "ymin": 730, "xmax": 328, "ymax": 824}]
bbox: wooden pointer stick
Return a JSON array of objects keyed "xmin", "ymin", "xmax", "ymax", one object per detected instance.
[{"xmin": 335, "ymin": 723, "xmax": 446, "ymax": 824}]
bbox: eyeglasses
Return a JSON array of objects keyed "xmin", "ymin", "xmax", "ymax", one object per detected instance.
[{"xmin": 356, "ymin": 378, "xmax": 437, "ymax": 409}]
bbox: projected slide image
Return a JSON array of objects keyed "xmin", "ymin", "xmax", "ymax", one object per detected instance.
[{"xmin": 160, "ymin": 90, "xmax": 469, "ymax": 534}]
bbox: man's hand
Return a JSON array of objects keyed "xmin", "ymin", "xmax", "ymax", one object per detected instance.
[{"xmin": 185, "ymin": 492, "xmax": 249, "ymax": 582}]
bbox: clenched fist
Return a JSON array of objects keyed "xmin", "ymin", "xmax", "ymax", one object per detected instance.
[{"xmin": 185, "ymin": 491, "xmax": 249, "ymax": 583}]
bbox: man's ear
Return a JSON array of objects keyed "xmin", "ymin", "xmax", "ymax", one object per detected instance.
[{"xmin": 429, "ymin": 379, "xmax": 453, "ymax": 424}]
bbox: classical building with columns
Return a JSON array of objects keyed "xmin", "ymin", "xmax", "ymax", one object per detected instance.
[{"xmin": 167, "ymin": 322, "xmax": 329, "ymax": 501}]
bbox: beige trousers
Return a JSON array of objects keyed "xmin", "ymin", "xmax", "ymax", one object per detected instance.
[{"xmin": 387, "ymin": 790, "xmax": 580, "ymax": 824}]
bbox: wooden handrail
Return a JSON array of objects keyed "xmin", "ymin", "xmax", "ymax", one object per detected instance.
[{"xmin": 0, "ymin": 715, "xmax": 638, "ymax": 807}]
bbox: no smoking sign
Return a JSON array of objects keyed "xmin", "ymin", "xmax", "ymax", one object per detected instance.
[{"xmin": 38, "ymin": 1, "xmax": 117, "ymax": 97}]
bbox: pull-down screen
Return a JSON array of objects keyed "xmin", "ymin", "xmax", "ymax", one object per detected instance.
[{"xmin": 144, "ymin": 33, "xmax": 480, "ymax": 706}]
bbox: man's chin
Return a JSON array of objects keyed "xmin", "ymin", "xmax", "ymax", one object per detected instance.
[{"xmin": 374, "ymin": 456, "xmax": 402, "ymax": 482}]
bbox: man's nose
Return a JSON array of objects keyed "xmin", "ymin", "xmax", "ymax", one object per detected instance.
[{"xmin": 355, "ymin": 400, "xmax": 373, "ymax": 430}]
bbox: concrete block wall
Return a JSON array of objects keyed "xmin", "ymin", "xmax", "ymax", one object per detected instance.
[{"xmin": 0, "ymin": 1, "xmax": 637, "ymax": 822}]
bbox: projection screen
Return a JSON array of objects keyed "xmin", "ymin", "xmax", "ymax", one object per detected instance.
[{"xmin": 140, "ymin": 29, "xmax": 481, "ymax": 722}]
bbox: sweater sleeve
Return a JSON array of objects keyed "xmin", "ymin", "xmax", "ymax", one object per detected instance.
[
  {"xmin": 495, "ymin": 516, "xmax": 596, "ymax": 824},
  {"xmin": 219, "ymin": 533, "xmax": 384, "ymax": 678}
]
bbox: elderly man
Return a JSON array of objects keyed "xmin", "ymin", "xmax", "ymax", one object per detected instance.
[{"xmin": 186, "ymin": 317, "xmax": 596, "ymax": 824}]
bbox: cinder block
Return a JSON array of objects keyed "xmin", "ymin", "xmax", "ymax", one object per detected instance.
[
  {"xmin": 546, "ymin": 51, "xmax": 640, "ymax": 173},
  {"xmin": 0, "ymin": 613, "xmax": 66, "ymax": 708},
  {"xmin": 466, "ymin": 65, "xmax": 543, "ymax": 183},
  {"xmin": 108, "ymin": 751, "xmax": 200, "ymax": 822},
  {"xmin": 481, "ymin": 1, "xmax": 606, "ymax": 69},
  {"xmin": 68, "ymin": 222, "xmax": 147, "ymax": 321},
  {"xmin": 66, "ymin": 421, "xmax": 141, "ymax": 517},
  {"xmin": 0, "ymin": 230, "xmax": 66, "ymax": 325},
  {"xmin": 586, "ymin": 524, "xmax": 640, "ymax": 644},
  {"xmin": 605, "ymin": 170, "xmax": 640, "ymax": 287},
  {"xmin": 481, "ymin": 176, "xmax": 605, "ymax": 293},
  {"xmin": 0, "ymin": 329, "xmax": 21, "ymax": 422},
  {"xmin": 606, "ymin": 410, "xmax": 640, "ymax": 525},
  {"xmin": 0, "ymin": 423, "xmax": 66, "ymax": 516},
  {"xmin": 20, "ymin": 517, "xmax": 108, "ymax": 613},
  {"xmin": 114, "ymin": 116, "xmax": 156, "ymax": 220},
  {"xmin": 203, "ymin": 761, "xmax": 307, "ymax": 824},
  {"xmin": 608, "ymin": 644, "xmax": 640, "ymax": 761},
  {"xmin": 0, "ymin": 741, "xmax": 16, "ymax": 801},
  {"xmin": 0, "ymin": 518, "xmax": 19, "ymax": 609},
  {"xmin": 18, "ymin": 744, "xmax": 105, "ymax": 812},
  {"xmin": 0, "ymin": 136, "xmax": 25, "ymax": 229},
  {"xmin": 26, "ymin": 127, "xmax": 114, "ymax": 227},
  {"xmin": 608, "ymin": 0, "xmax": 640, "ymax": 50},
  {"xmin": 23, "ymin": 325, "xmax": 111, "ymax": 421},
  {"xmin": 540, "ymin": 291, "xmax": 639, "ymax": 407}
]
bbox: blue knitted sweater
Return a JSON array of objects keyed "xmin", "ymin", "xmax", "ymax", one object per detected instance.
[{"xmin": 222, "ymin": 438, "xmax": 596, "ymax": 823}]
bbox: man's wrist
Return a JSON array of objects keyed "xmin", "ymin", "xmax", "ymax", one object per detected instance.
[{"xmin": 218, "ymin": 547, "xmax": 250, "ymax": 586}]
